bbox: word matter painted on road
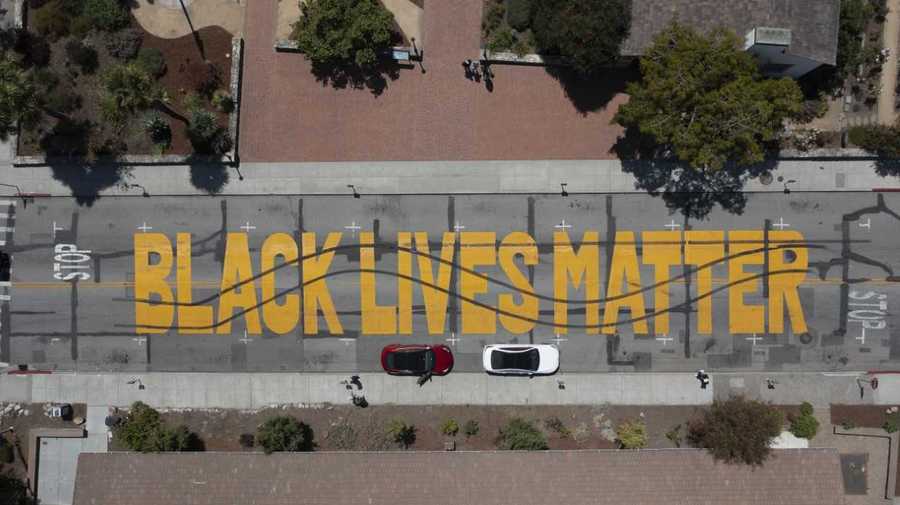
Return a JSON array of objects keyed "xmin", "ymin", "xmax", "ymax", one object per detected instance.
[{"xmin": 133, "ymin": 229, "xmax": 809, "ymax": 336}]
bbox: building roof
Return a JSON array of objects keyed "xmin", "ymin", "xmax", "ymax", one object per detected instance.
[
  {"xmin": 623, "ymin": 0, "xmax": 840, "ymax": 65},
  {"xmin": 73, "ymin": 449, "xmax": 846, "ymax": 505}
]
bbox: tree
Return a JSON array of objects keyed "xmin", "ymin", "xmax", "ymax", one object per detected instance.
[
  {"xmin": 115, "ymin": 401, "xmax": 199, "ymax": 453},
  {"xmin": 256, "ymin": 416, "xmax": 314, "ymax": 454},
  {"xmin": 83, "ymin": 0, "xmax": 131, "ymax": 32},
  {"xmin": 614, "ymin": 23, "xmax": 803, "ymax": 171},
  {"xmin": 495, "ymin": 418, "xmax": 548, "ymax": 450},
  {"xmin": 0, "ymin": 470, "xmax": 32, "ymax": 505},
  {"xmin": 0, "ymin": 55, "xmax": 40, "ymax": 137},
  {"xmin": 292, "ymin": 0, "xmax": 395, "ymax": 68},
  {"xmin": 100, "ymin": 63, "xmax": 164, "ymax": 124},
  {"xmin": 530, "ymin": 0, "xmax": 631, "ymax": 75},
  {"xmin": 687, "ymin": 396, "xmax": 783, "ymax": 465}
]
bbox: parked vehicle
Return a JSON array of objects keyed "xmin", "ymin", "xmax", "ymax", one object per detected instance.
[
  {"xmin": 482, "ymin": 344, "xmax": 559, "ymax": 376},
  {"xmin": 381, "ymin": 344, "xmax": 454, "ymax": 376}
]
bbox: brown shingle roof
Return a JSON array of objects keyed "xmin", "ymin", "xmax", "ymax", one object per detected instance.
[
  {"xmin": 623, "ymin": 0, "xmax": 840, "ymax": 65},
  {"xmin": 73, "ymin": 449, "xmax": 845, "ymax": 505}
]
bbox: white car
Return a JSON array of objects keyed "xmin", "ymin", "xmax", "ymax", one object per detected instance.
[{"xmin": 482, "ymin": 344, "xmax": 559, "ymax": 376}]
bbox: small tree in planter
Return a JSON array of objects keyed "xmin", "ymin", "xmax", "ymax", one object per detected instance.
[
  {"xmin": 387, "ymin": 419, "xmax": 416, "ymax": 449},
  {"xmin": 255, "ymin": 416, "xmax": 314, "ymax": 454},
  {"xmin": 687, "ymin": 396, "xmax": 783, "ymax": 465},
  {"xmin": 789, "ymin": 402, "xmax": 820, "ymax": 439},
  {"xmin": 292, "ymin": 0, "xmax": 395, "ymax": 68}
]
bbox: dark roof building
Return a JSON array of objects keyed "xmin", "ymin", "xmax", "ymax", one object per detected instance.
[
  {"xmin": 623, "ymin": 0, "xmax": 841, "ymax": 78},
  {"xmin": 73, "ymin": 449, "xmax": 846, "ymax": 505}
]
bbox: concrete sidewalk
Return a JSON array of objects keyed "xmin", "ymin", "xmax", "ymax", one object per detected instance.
[
  {"xmin": 2, "ymin": 158, "xmax": 898, "ymax": 198},
  {"xmin": 0, "ymin": 371, "xmax": 890, "ymax": 409}
]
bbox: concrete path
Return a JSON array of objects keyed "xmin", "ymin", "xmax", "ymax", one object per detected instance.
[
  {"xmin": 879, "ymin": 0, "xmax": 900, "ymax": 125},
  {"xmin": 2, "ymin": 159, "xmax": 899, "ymax": 198},
  {"xmin": 0, "ymin": 371, "xmax": 888, "ymax": 409},
  {"xmin": 131, "ymin": 0, "xmax": 245, "ymax": 39}
]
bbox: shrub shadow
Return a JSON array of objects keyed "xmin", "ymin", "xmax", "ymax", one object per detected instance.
[
  {"xmin": 543, "ymin": 60, "xmax": 638, "ymax": 115},
  {"xmin": 612, "ymin": 127, "xmax": 776, "ymax": 220},
  {"xmin": 874, "ymin": 158, "xmax": 900, "ymax": 178}
]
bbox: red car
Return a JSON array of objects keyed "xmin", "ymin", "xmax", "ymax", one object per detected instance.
[{"xmin": 381, "ymin": 344, "xmax": 454, "ymax": 376}]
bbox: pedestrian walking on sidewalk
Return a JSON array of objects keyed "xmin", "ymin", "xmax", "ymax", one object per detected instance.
[
  {"xmin": 696, "ymin": 370, "xmax": 710, "ymax": 389},
  {"xmin": 462, "ymin": 59, "xmax": 472, "ymax": 79}
]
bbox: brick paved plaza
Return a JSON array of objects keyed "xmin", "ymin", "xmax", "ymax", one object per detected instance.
[{"xmin": 238, "ymin": 0, "xmax": 627, "ymax": 161}]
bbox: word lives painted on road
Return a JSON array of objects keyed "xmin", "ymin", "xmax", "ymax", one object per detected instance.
[{"xmin": 133, "ymin": 230, "xmax": 809, "ymax": 336}]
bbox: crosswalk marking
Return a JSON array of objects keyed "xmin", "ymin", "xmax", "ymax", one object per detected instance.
[
  {"xmin": 0, "ymin": 227, "xmax": 15, "ymax": 233},
  {"xmin": 0, "ymin": 201, "xmax": 16, "ymax": 207}
]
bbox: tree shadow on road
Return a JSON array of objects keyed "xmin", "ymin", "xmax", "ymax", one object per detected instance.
[
  {"xmin": 189, "ymin": 160, "xmax": 230, "ymax": 194},
  {"xmin": 48, "ymin": 162, "xmax": 132, "ymax": 207},
  {"xmin": 612, "ymin": 127, "xmax": 776, "ymax": 220},
  {"xmin": 543, "ymin": 61, "xmax": 638, "ymax": 115}
]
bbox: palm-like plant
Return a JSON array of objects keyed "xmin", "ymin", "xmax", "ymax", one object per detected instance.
[{"xmin": 100, "ymin": 63, "xmax": 165, "ymax": 125}]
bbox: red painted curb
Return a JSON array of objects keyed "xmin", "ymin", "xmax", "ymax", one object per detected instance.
[{"xmin": 872, "ymin": 188, "xmax": 900, "ymax": 192}]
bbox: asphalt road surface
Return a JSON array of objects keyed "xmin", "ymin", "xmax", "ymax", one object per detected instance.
[{"xmin": 1, "ymin": 192, "xmax": 898, "ymax": 373}]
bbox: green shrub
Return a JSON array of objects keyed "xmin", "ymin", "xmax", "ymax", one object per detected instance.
[
  {"xmin": 144, "ymin": 114, "xmax": 170, "ymax": 147},
  {"xmin": 487, "ymin": 26, "xmax": 516, "ymax": 53},
  {"xmin": 83, "ymin": 0, "xmax": 131, "ymax": 32},
  {"xmin": 496, "ymin": 418, "xmax": 548, "ymax": 450},
  {"xmin": 884, "ymin": 411, "xmax": 900, "ymax": 433},
  {"xmin": 463, "ymin": 419, "xmax": 480, "ymax": 437},
  {"xmin": 790, "ymin": 412, "xmax": 820, "ymax": 439},
  {"xmin": 187, "ymin": 110, "xmax": 232, "ymax": 155},
  {"xmin": 387, "ymin": 419, "xmax": 416, "ymax": 448},
  {"xmin": 615, "ymin": 419, "xmax": 648, "ymax": 449},
  {"xmin": 0, "ymin": 469, "xmax": 30, "ymax": 505},
  {"xmin": 115, "ymin": 401, "xmax": 199, "ymax": 452},
  {"xmin": 32, "ymin": 1, "xmax": 69, "ymax": 41},
  {"xmin": 0, "ymin": 438, "xmax": 13, "ymax": 463},
  {"xmin": 506, "ymin": 0, "xmax": 532, "ymax": 31},
  {"xmin": 105, "ymin": 28, "xmax": 143, "ymax": 60},
  {"xmin": 65, "ymin": 39, "xmax": 98, "ymax": 74},
  {"xmin": 256, "ymin": 416, "xmax": 314, "ymax": 454},
  {"xmin": 687, "ymin": 396, "xmax": 783, "ymax": 465},
  {"xmin": 848, "ymin": 124, "xmax": 900, "ymax": 157},
  {"xmin": 70, "ymin": 16, "xmax": 94, "ymax": 39},
  {"xmin": 841, "ymin": 419, "xmax": 857, "ymax": 430},
  {"xmin": 482, "ymin": 0, "xmax": 505, "ymax": 36},
  {"xmin": 665, "ymin": 424, "xmax": 682, "ymax": 448},
  {"xmin": 135, "ymin": 47, "xmax": 166, "ymax": 78},
  {"xmin": 211, "ymin": 90, "xmax": 235, "ymax": 113},
  {"xmin": 43, "ymin": 86, "xmax": 81, "ymax": 114},
  {"xmin": 440, "ymin": 418, "xmax": 459, "ymax": 437},
  {"xmin": 799, "ymin": 402, "xmax": 814, "ymax": 417}
]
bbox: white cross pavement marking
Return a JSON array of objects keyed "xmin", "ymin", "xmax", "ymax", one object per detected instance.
[
  {"xmin": 859, "ymin": 218, "xmax": 872, "ymax": 230},
  {"xmin": 856, "ymin": 326, "xmax": 867, "ymax": 344},
  {"xmin": 656, "ymin": 334, "xmax": 673, "ymax": 345},
  {"xmin": 238, "ymin": 330, "xmax": 252, "ymax": 344},
  {"xmin": 554, "ymin": 220, "xmax": 572, "ymax": 230},
  {"xmin": 344, "ymin": 221, "xmax": 361, "ymax": 237},
  {"xmin": 0, "ymin": 227, "xmax": 14, "ymax": 233},
  {"xmin": 132, "ymin": 337, "xmax": 146, "ymax": 346},
  {"xmin": 453, "ymin": 220, "xmax": 466, "ymax": 233},
  {"xmin": 339, "ymin": 337, "xmax": 356, "ymax": 346},
  {"xmin": 551, "ymin": 333, "xmax": 568, "ymax": 345},
  {"xmin": 746, "ymin": 334, "xmax": 763, "ymax": 345},
  {"xmin": 51, "ymin": 221, "xmax": 65, "ymax": 241},
  {"xmin": 772, "ymin": 217, "xmax": 790, "ymax": 230},
  {"xmin": 446, "ymin": 332, "xmax": 460, "ymax": 346},
  {"xmin": 664, "ymin": 219, "xmax": 681, "ymax": 231},
  {"xmin": 240, "ymin": 221, "xmax": 256, "ymax": 233},
  {"xmin": 137, "ymin": 222, "xmax": 153, "ymax": 233}
]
